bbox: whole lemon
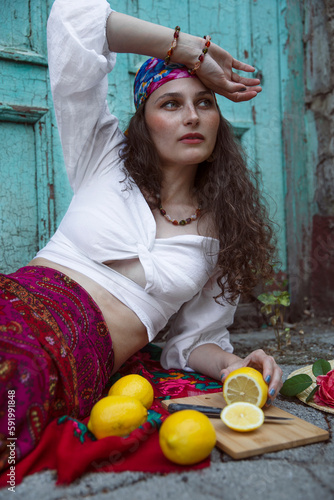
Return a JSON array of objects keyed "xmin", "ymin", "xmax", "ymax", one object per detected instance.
[
  {"xmin": 159, "ymin": 410, "xmax": 216, "ymax": 465},
  {"xmin": 87, "ymin": 395, "xmax": 147, "ymax": 439},
  {"xmin": 223, "ymin": 367, "xmax": 268, "ymax": 408},
  {"xmin": 108, "ymin": 374, "xmax": 154, "ymax": 409}
]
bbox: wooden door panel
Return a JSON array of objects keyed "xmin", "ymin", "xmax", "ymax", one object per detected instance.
[
  {"xmin": 250, "ymin": 0, "xmax": 287, "ymax": 269},
  {"xmin": 0, "ymin": 123, "xmax": 38, "ymax": 272},
  {"xmin": 0, "ymin": 0, "xmax": 48, "ymax": 61},
  {"xmin": 0, "ymin": 0, "xmax": 52, "ymax": 273},
  {"xmin": 0, "ymin": 1, "xmax": 32, "ymax": 50}
]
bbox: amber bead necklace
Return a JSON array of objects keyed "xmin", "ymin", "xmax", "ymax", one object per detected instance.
[{"xmin": 158, "ymin": 204, "xmax": 201, "ymax": 226}]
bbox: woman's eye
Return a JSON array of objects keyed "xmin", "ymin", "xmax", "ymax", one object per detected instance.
[
  {"xmin": 198, "ymin": 99, "xmax": 212, "ymax": 108},
  {"xmin": 161, "ymin": 101, "xmax": 179, "ymax": 109}
]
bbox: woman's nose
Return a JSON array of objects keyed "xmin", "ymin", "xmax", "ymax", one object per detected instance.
[{"xmin": 183, "ymin": 104, "xmax": 199, "ymax": 125}]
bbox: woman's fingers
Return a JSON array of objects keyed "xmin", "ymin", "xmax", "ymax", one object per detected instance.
[
  {"xmin": 201, "ymin": 76, "xmax": 262, "ymax": 102},
  {"xmin": 243, "ymin": 349, "xmax": 283, "ymax": 405},
  {"xmin": 256, "ymin": 353, "xmax": 283, "ymax": 406},
  {"xmin": 232, "ymin": 58, "xmax": 256, "ymax": 73},
  {"xmin": 219, "ymin": 359, "xmax": 248, "ymax": 380},
  {"xmin": 220, "ymin": 89, "xmax": 260, "ymax": 103},
  {"xmin": 231, "ymin": 72, "xmax": 261, "ymax": 86},
  {"xmin": 264, "ymin": 363, "xmax": 283, "ymax": 406},
  {"xmin": 198, "ymin": 48, "xmax": 262, "ymax": 102}
]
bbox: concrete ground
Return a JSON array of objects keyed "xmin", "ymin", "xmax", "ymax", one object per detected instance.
[{"xmin": 2, "ymin": 320, "xmax": 333, "ymax": 500}]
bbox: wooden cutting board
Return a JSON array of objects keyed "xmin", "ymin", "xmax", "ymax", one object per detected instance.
[{"xmin": 161, "ymin": 393, "xmax": 329, "ymax": 459}]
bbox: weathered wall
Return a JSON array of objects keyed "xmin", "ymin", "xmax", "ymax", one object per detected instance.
[
  {"xmin": 305, "ymin": 0, "xmax": 334, "ymax": 314},
  {"xmin": 279, "ymin": 0, "xmax": 311, "ymax": 319},
  {"xmin": 234, "ymin": 0, "xmax": 334, "ymax": 327}
]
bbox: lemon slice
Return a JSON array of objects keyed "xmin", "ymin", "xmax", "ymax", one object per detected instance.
[
  {"xmin": 221, "ymin": 402, "xmax": 264, "ymax": 432},
  {"xmin": 223, "ymin": 367, "xmax": 268, "ymax": 408}
]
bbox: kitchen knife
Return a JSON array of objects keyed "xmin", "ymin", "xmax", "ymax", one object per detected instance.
[{"xmin": 167, "ymin": 403, "xmax": 294, "ymax": 422}]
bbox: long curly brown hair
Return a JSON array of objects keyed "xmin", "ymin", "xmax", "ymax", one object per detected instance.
[{"xmin": 119, "ymin": 103, "xmax": 277, "ymax": 304}]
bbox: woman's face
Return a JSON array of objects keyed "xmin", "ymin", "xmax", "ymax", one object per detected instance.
[{"xmin": 144, "ymin": 78, "xmax": 220, "ymax": 170}]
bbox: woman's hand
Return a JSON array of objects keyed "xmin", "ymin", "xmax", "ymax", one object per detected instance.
[
  {"xmin": 219, "ymin": 349, "xmax": 283, "ymax": 406},
  {"xmin": 196, "ymin": 43, "xmax": 262, "ymax": 102}
]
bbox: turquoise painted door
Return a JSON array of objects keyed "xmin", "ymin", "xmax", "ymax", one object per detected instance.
[
  {"xmin": 0, "ymin": 0, "xmax": 287, "ymax": 276},
  {"xmin": 0, "ymin": 0, "xmax": 54, "ymax": 272}
]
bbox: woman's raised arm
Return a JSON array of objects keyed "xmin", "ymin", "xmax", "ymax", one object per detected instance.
[{"xmin": 107, "ymin": 11, "xmax": 261, "ymax": 102}]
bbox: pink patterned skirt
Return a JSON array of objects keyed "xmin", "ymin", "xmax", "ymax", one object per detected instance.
[{"xmin": 0, "ymin": 266, "xmax": 114, "ymax": 470}]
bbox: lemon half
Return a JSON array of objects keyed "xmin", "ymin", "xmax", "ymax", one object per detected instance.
[
  {"xmin": 108, "ymin": 374, "xmax": 154, "ymax": 409},
  {"xmin": 159, "ymin": 410, "xmax": 216, "ymax": 465},
  {"xmin": 221, "ymin": 402, "xmax": 264, "ymax": 432},
  {"xmin": 223, "ymin": 367, "xmax": 268, "ymax": 408}
]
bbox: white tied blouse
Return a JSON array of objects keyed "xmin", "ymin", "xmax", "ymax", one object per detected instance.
[{"xmin": 37, "ymin": 0, "xmax": 237, "ymax": 371}]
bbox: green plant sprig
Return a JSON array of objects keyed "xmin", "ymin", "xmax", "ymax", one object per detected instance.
[
  {"xmin": 257, "ymin": 288, "xmax": 291, "ymax": 350},
  {"xmin": 280, "ymin": 359, "xmax": 332, "ymax": 402}
]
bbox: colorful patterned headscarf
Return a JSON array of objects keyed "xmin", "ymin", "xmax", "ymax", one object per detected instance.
[{"xmin": 133, "ymin": 57, "xmax": 197, "ymax": 109}]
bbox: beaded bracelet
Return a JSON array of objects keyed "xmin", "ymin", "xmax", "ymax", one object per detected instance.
[
  {"xmin": 164, "ymin": 26, "xmax": 181, "ymax": 66},
  {"xmin": 188, "ymin": 35, "xmax": 211, "ymax": 75}
]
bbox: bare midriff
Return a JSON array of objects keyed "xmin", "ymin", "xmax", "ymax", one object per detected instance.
[{"xmin": 27, "ymin": 258, "xmax": 149, "ymax": 375}]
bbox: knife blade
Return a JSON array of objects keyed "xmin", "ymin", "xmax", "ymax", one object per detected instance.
[{"xmin": 167, "ymin": 403, "xmax": 294, "ymax": 422}]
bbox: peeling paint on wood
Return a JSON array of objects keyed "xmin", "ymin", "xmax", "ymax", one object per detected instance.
[
  {"xmin": 251, "ymin": 105, "xmax": 256, "ymax": 125},
  {"xmin": 0, "ymin": 103, "xmax": 48, "ymax": 123},
  {"xmin": 0, "ymin": 0, "xmax": 52, "ymax": 272},
  {"xmin": 277, "ymin": 0, "xmax": 313, "ymax": 317},
  {"xmin": 0, "ymin": 48, "xmax": 48, "ymax": 66}
]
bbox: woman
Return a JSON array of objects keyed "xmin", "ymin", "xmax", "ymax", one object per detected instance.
[{"xmin": 0, "ymin": 0, "xmax": 282, "ymax": 468}]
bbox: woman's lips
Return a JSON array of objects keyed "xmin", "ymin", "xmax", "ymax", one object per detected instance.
[{"xmin": 179, "ymin": 133, "xmax": 204, "ymax": 144}]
